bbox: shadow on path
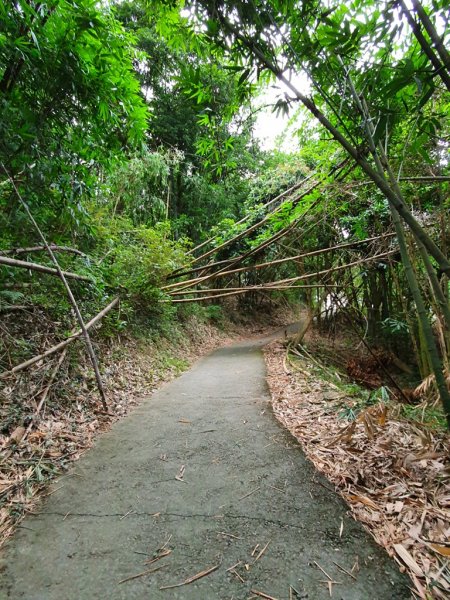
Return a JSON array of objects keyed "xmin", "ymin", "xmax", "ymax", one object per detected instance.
[{"xmin": 0, "ymin": 325, "xmax": 410, "ymax": 599}]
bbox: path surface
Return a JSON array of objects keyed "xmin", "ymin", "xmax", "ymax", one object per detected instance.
[{"xmin": 0, "ymin": 328, "xmax": 410, "ymax": 599}]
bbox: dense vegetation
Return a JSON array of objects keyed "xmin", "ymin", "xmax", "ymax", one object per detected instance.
[{"xmin": 0, "ymin": 1, "xmax": 449, "ymax": 425}]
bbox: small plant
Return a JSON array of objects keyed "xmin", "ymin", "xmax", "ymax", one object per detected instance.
[{"xmin": 381, "ymin": 318, "xmax": 409, "ymax": 336}]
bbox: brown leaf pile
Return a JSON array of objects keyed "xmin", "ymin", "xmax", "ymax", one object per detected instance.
[{"xmin": 264, "ymin": 340, "xmax": 450, "ymax": 599}]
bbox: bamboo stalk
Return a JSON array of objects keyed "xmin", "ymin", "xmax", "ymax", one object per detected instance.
[
  {"xmin": 2, "ymin": 167, "xmax": 109, "ymax": 409},
  {"xmin": 1, "ymin": 244, "xmax": 87, "ymax": 257},
  {"xmin": 190, "ymin": 177, "xmax": 327, "ymax": 266},
  {"xmin": 219, "ymin": 16, "xmax": 450, "ymax": 275},
  {"xmin": 169, "ymin": 283, "xmax": 342, "ymax": 296},
  {"xmin": 187, "ymin": 168, "xmax": 318, "ymax": 256},
  {"xmin": 410, "ymin": 0, "xmax": 450, "ymax": 81},
  {"xmin": 0, "ymin": 297, "xmax": 119, "ymax": 379},
  {"xmin": 191, "ymin": 158, "xmax": 348, "ymax": 267},
  {"xmin": 398, "ymin": 0, "xmax": 450, "ymax": 92},
  {"xmin": 0, "ymin": 255, "xmax": 90, "ymax": 281},
  {"xmin": 167, "ymin": 251, "xmax": 397, "ymax": 302},
  {"xmin": 163, "ymin": 233, "xmax": 396, "ymax": 291},
  {"xmin": 166, "ymin": 179, "xmax": 341, "ymax": 295},
  {"xmin": 343, "ymin": 73, "xmax": 450, "ymax": 426}
]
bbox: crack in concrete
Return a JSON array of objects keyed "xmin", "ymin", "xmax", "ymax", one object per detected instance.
[{"xmin": 35, "ymin": 510, "xmax": 305, "ymax": 530}]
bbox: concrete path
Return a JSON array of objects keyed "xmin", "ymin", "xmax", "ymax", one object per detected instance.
[{"xmin": 0, "ymin": 330, "xmax": 410, "ymax": 599}]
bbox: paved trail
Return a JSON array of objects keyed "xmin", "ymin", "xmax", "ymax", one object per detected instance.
[{"xmin": 0, "ymin": 329, "xmax": 410, "ymax": 599}]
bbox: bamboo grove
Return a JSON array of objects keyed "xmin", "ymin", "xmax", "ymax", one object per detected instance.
[{"xmin": 1, "ymin": 1, "xmax": 449, "ymax": 426}]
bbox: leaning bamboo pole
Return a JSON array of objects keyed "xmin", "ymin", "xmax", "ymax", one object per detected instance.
[
  {"xmin": 187, "ymin": 159, "xmax": 348, "ymax": 269},
  {"xmin": 166, "ymin": 250, "xmax": 398, "ymax": 301},
  {"xmin": 0, "ymin": 255, "xmax": 91, "ymax": 281},
  {"xmin": 0, "ymin": 297, "xmax": 119, "ymax": 379},
  {"xmin": 1, "ymin": 244, "xmax": 87, "ymax": 257},
  {"xmin": 164, "ymin": 170, "xmax": 350, "ymax": 296},
  {"xmin": 187, "ymin": 166, "xmax": 322, "ymax": 257},
  {"xmin": 1, "ymin": 166, "xmax": 111, "ymax": 410},
  {"xmin": 164, "ymin": 232, "xmax": 396, "ymax": 292}
]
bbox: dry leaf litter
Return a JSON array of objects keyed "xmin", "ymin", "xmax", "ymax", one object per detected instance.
[{"xmin": 265, "ymin": 338, "xmax": 449, "ymax": 600}]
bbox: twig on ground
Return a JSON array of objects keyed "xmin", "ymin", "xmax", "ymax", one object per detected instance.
[
  {"xmin": 118, "ymin": 564, "xmax": 166, "ymax": 585},
  {"xmin": 218, "ymin": 531, "xmax": 241, "ymax": 539},
  {"xmin": 250, "ymin": 589, "xmax": 279, "ymax": 600},
  {"xmin": 159, "ymin": 562, "xmax": 220, "ymax": 590},
  {"xmin": 253, "ymin": 540, "xmax": 270, "ymax": 563},
  {"xmin": 144, "ymin": 549, "xmax": 172, "ymax": 565},
  {"xmin": 238, "ymin": 486, "xmax": 260, "ymax": 500},
  {"xmin": 332, "ymin": 560, "xmax": 357, "ymax": 580}
]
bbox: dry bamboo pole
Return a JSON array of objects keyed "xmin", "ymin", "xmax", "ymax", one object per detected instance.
[
  {"xmin": 165, "ymin": 232, "xmax": 396, "ymax": 292},
  {"xmin": 1, "ymin": 244, "xmax": 87, "ymax": 257},
  {"xmin": 163, "ymin": 174, "xmax": 348, "ymax": 295},
  {"xmin": 170, "ymin": 160, "xmax": 354, "ymax": 284},
  {"xmin": 167, "ymin": 250, "xmax": 397, "ymax": 301},
  {"xmin": 167, "ymin": 256, "xmax": 238, "ymax": 280},
  {"xmin": 188, "ymin": 159, "xmax": 348, "ymax": 267},
  {"xmin": 164, "ymin": 217, "xmax": 301, "ymax": 294},
  {"xmin": 166, "ymin": 286, "xmax": 320, "ymax": 303},
  {"xmin": 169, "ymin": 283, "xmax": 343, "ymax": 295},
  {"xmin": 0, "ymin": 255, "xmax": 91, "ymax": 281},
  {"xmin": 0, "ymin": 297, "xmax": 119, "ymax": 379}
]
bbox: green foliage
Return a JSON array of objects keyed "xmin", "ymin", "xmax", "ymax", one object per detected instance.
[
  {"xmin": 0, "ymin": 0, "xmax": 148, "ymax": 245},
  {"xmin": 104, "ymin": 150, "xmax": 175, "ymax": 226},
  {"xmin": 381, "ymin": 318, "xmax": 409, "ymax": 337},
  {"xmin": 101, "ymin": 220, "xmax": 190, "ymax": 309}
]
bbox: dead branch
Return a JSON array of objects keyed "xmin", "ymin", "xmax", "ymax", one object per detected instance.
[
  {"xmin": 1, "ymin": 244, "xmax": 87, "ymax": 258},
  {"xmin": 0, "ymin": 255, "xmax": 91, "ymax": 281},
  {"xmin": 159, "ymin": 563, "xmax": 220, "ymax": 590},
  {"xmin": 0, "ymin": 297, "xmax": 119, "ymax": 379},
  {"xmin": 2, "ymin": 166, "xmax": 108, "ymax": 409}
]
